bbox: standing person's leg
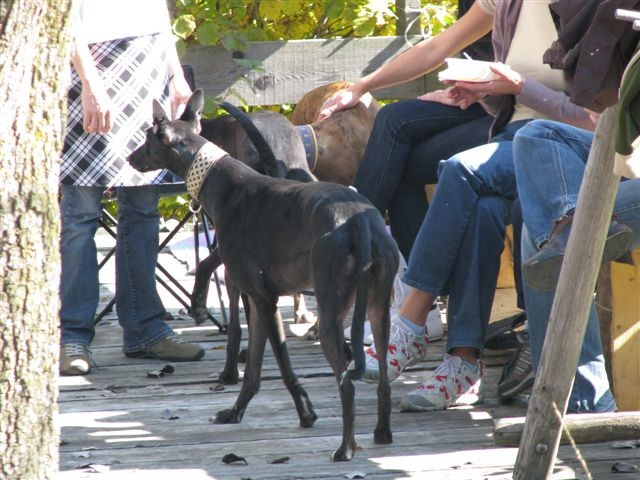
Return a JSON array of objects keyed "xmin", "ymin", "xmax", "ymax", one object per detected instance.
[
  {"xmin": 59, "ymin": 185, "xmax": 105, "ymax": 375},
  {"xmin": 401, "ymin": 195, "xmax": 509, "ymax": 411},
  {"xmin": 388, "ymin": 114, "xmax": 493, "ymax": 258},
  {"xmin": 116, "ymin": 185, "xmax": 204, "ymax": 361}
]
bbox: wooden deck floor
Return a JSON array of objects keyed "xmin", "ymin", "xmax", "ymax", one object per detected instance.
[{"xmin": 57, "ymin": 245, "xmax": 639, "ymax": 479}]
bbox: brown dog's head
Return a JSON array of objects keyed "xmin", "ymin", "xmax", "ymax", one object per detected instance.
[{"xmin": 128, "ymin": 89, "xmax": 207, "ymax": 178}]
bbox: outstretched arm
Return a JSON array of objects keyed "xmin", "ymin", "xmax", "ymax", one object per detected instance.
[{"xmin": 317, "ymin": 2, "xmax": 493, "ymax": 120}]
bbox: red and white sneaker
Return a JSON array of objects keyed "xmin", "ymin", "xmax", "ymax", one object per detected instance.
[
  {"xmin": 400, "ymin": 354, "xmax": 485, "ymax": 411},
  {"xmin": 361, "ymin": 315, "xmax": 427, "ymax": 383}
]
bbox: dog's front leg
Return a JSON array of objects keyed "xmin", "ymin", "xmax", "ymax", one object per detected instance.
[
  {"xmin": 191, "ymin": 249, "xmax": 221, "ymax": 325},
  {"xmin": 213, "ymin": 295, "xmax": 267, "ymax": 424},
  {"xmin": 218, "ymin": 272, "xmax": 242, "ymax": 385}
]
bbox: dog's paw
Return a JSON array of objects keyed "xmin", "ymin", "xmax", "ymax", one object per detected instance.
[
  {"xmin": 331, "ymin": 440, "xmax": 357, "ymax": 462},
  {"xmin": 190, "ymin": 306, "xmax": 209, "ymax": 326},
  {"xmin": 299, "ymin": 411, "xmax": 318, "ymax": 428},
  {"xmin": 374, "ymin": 427, "xmax": 393, "ymax": 445},
  {"xmin": 217, "ymin": 370, "xmax": 240, "ymax": 385},
  {"xmin": 302, "ymin": 323, "xmax": 319, "ymax": 341},
  {"xmin": 213, "ymin": 408, "xmax": 241, "ymax": 424}
]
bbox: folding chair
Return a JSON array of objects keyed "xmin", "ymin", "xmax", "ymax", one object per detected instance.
[{"xmin": 95, "ymin": 183, "xmax": 228, "ymax": 332}]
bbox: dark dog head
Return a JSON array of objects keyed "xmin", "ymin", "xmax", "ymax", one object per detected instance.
[{"xmin": 128, "ymin": 89, "xmax": 208, "ymax": 178}]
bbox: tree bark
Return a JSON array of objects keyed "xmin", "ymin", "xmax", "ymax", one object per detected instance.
[{"xmin": 0, "ymin": 1, "xmax": 73, "ymax": 478}]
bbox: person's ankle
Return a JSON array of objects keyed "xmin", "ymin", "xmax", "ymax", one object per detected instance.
[
  {"xmin": 449, "ymin": 347, "xmax": 479, "ymax": 365},
  {"xmin": 395, "ymin": 313, "xmax": 424, "ymax": 335}
]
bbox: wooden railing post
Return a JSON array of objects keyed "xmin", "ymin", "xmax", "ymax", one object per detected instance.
[
  {"xmin": 396, "ymin": 0, "xmax": 422, "ymax": 36},
  {"xmin": 513, "ymin": 107, "xmax": 621, "ymax": 478}
]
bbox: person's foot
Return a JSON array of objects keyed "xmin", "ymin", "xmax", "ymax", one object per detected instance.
[
  {"xmin": 497, "ymin": 332, "xmax": 534, "ymax": 404},
  {"xmin": 523, "ymin": 214, "xmax": 632, "ymax": 291},
  {"xmin": 125, "ymin": 333, "xmax": 205, "ymax": 362},
  {"xmin": 59, "ymin": 344, "xmax": 92, "ymax": 376},
  {"xmin": 344, "ymin": 305, "xmax": 445, "ymax": 345},
  {"xmin": 361, "ymin": 314, "xmax": 427, "ymax": 383},
  {"xmin": 400, "ymin": 354, "xmax": 485, "ymax": 412}
]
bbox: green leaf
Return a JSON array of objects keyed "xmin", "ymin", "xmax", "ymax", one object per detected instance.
[
  {"xmin": 353, "ymin": 16, "xmax": 376, "ymax": 37},
  {"xmin": 195, "ymin": 22, "xmax": 220, "ymax": 45},
  {"xmin": 173, "ymin": 14, "xmax": 196, "ymax": 40},
  {"xmin": 259, "ymin": 1, "xmax": 282, "ymax": 19}
]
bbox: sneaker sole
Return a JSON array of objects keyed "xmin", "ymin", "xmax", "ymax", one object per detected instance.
[
  {"xmin": 498, "ymin": 372, "xmax": 535, "ymax": 403},
  {"xmin": 361, "ymin": 352, "xmax": 427, "ymax": 384},
  {"xmin": 400, "ymin": 393, "xmax": 485, "ymax": 412},
  {"xmin": 524, "ymin": 229, "xmax": 632, "ymax": 291},
  {"xmin": 125, "ymin": 350, "xmax": 205, "ymax": 362}
]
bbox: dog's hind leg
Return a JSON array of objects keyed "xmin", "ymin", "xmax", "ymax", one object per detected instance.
[
  {"xmin": 265, "ymin": 300, "xmax": 317, "ymax": 428},
  {"xmin": 214, "ymin": 296, "xmax": 269, "ymax": 424},
  {"xmin": 366, "ymin": 267, "xmax": 395, "ymax": 446}
]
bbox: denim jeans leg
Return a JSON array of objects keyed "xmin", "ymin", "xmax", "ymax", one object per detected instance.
[
  {"xmin": 513, "ymin": 120, "xmax": 592, "ymax": 247},
  {"xmin": 115, "ymin": 185, "xmax": 172, "ymax": 352},
  {"xmin": 403, "ymin": 122, "xmax": 525, "ymax": 294},
  {"xmin": 445, "ymin": 195, "xmax": 510, "ymax": 352},
  {"xmin": 388, "ymin": 114, "xmax": 494, "ymax": 258},
  {"xmin": 521, "ymin": 227, "xmax": 616, "ymax": 413},
  {"xmin": 59, "ymin": 185, "xmax": 105, "ymax": 347},
  {"xmin": 354, "ymin": 99, "xmax": 489, "ymax": 215}
]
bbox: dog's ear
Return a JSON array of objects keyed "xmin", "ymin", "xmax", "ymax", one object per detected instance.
[
  {"xmin": 152, "ymin": 99, "xmax": 169, "ymax": 125},
  {"xmin": 180, "ymin": 89, "xmax": 205, "ymax": 128}
]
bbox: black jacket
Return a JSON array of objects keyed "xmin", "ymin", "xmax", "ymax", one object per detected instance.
[{"xmin": 543, "ymin": 0, "xmax": 640, "ymax": 112}]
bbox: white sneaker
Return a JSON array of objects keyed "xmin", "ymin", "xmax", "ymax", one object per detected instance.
[
  {"xmin": 400, "ymin": 354, "xmax": 485, "ymax": 412},
  {"xmin": 361, "ymin": 314, "xmax": 427, "ymax": 383},
  {"xmin": 344, "ymin": 305, "xmax": 444, "ymax": 345}
]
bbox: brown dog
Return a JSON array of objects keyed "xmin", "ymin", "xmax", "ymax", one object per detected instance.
[{"xmin": 291, "ymin": 81, "xmax": 379, "ymax": 186}]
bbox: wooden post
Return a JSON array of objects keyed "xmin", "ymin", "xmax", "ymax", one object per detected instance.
[
  {"xmin": 396, "ymin": 0, "xmax": 423, "ymax": 36},
  {"xmin": 513, "ymin": 107, "xmax": 621, "ymax": 478}
]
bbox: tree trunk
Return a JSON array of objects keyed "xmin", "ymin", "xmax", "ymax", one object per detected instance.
[{"xmin": 0, "ymin": 1, "xmax": 73, "ymax": 479}]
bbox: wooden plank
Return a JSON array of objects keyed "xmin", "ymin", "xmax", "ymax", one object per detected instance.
[
  {"xmin": 514, "ymin": 107, "xmax": 622, "ymax": 479},
  {"xmin": 610, "ymin": 250, "xmax": 640, "ymax": 411},
  {"xmin": 494, "ymin": 411, "xmax": 640, "ymax": 446},
  {"xmin": 182, "ymin": 36, "xmax": 442, "ymax": 106}
]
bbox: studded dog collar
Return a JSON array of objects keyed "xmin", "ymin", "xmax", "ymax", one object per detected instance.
[{"xmin": 185, "ymin": 143, "xmax": 227, "ymax": 199}]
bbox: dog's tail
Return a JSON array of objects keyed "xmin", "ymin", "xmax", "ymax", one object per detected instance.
[
  {"xmin": 342, "ymin": 217, "xmax": 373, "ymax": 383},
  {"xmin": 219, "ymin": 101, "xmax": 287, "ymax": 178}
]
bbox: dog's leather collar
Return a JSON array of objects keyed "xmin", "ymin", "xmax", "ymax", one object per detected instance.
[
  {"xmin": 296, "ymin": 124, "xmax": 318, "ymax": 172},
  {"xmin": 185, "ymin": 143, "xmax": 226, "ymax": 199}
]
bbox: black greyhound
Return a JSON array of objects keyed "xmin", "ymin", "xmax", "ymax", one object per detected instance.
[
  {"xmin": 128, "ymin": 89, "xmax": 398, "ymax": 461},
  {"xmin": 195, "ymin": 103, "xmax": 317, "ymax": 384}
]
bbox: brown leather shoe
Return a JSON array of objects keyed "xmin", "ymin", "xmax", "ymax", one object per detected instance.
[
  {"xmin": 125, "ymin": 334, "xmax": 205, "ymax": 362},
  {"xmin": 60, "ymin": 344, "xmax": 92, "ymax": 376}
]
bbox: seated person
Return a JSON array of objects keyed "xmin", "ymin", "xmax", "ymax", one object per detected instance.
[
  {"xmin": 513, "ymin": 119, "xmax": 640, "ymax": 412},
  {"xmin": 323, "ymin": 0, "xmax": 598, "ymax": 411}
]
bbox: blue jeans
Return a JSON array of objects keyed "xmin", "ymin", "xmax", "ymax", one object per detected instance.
[
  {"xmin": 353, "ymin": 99, "xmax": 492, "ymax": 258},
  {"xmin": 59, "ymin": 185, "xmax": 172, "ymax": 353},
  {"xmin": 402, "ymin": 121, "xmax": 528, "ymax": 352},
  {"xmin": 514, "ymin": 119, "xmax": 640, "ymax": 413}
]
